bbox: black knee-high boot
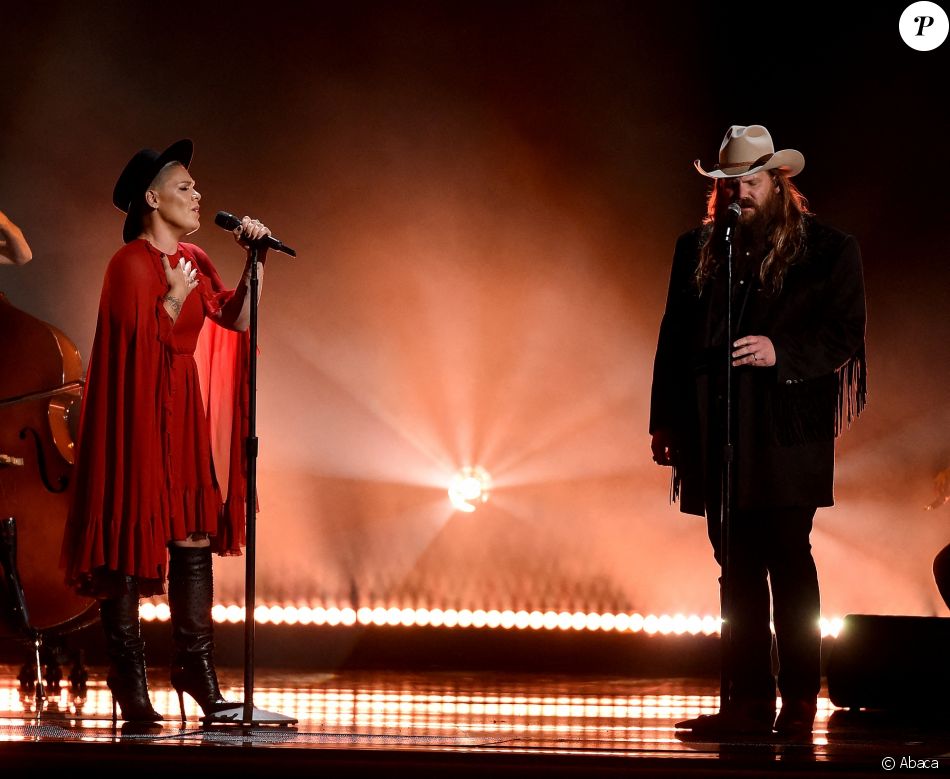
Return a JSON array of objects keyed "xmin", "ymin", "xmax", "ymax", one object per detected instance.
[
  {"xmin": 168, "ymin": 545, "xmax": 235, "ymax": 721},
  {"xmin": 100, "ymin": 576, "xmax": 163, "ymax": 723}
]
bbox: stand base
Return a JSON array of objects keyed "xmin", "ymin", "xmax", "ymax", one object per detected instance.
[{"xmin": 202, "ymin": 705, "xmax": 298, "ymax": 728}]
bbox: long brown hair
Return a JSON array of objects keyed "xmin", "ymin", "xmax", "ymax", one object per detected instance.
[{"xmin": 695, "ymin": 171, "xmax": 812, "ymax": 294}]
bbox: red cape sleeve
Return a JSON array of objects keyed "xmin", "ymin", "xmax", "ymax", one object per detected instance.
[
  {"xmin": 185, "ymin": 243, "xmax": 253, "ymax": 555},
  {"xmin": 61, "ymin": 242, "xmax": 175, "ymax": 587}
]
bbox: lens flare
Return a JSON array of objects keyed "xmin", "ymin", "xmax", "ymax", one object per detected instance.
[{"xmin": 448, "ymin": 466, "xmax": 492, "ymax": 513}]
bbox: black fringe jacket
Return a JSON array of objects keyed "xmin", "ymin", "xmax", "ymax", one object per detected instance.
[{"xmin": 649, "ymin": 218, "xmax": 867, "ymax": 517}]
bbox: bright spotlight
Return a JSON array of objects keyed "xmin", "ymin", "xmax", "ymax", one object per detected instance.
[{"xmin": 448, "ymin": 466, "xmax": 492, "ymax": 513}]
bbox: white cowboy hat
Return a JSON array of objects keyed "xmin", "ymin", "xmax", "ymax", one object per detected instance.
[{"xmin": 694, "ymin": 124, "xmax": 804, "ymax": 179}]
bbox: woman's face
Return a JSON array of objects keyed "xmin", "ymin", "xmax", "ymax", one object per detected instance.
[{"xmin": 145, "ymin": 162, "xmax": 201, "ymax": 236}]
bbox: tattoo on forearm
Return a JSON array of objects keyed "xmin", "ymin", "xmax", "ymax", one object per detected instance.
[{"xmin": 163, "ymin": 294, "xmax": 183, "ymax": 317}]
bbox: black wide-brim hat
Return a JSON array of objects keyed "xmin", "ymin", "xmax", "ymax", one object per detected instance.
[{"xmin": 112, "ymin": 139, "xmax": 193, "ymax": 243}]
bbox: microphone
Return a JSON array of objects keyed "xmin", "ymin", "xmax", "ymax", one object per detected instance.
[
  {"xmin": 214, "ymin": 211, "xmax": 296, "ymax": 257},
  {"xmin": 723, "ymin": 201, "xmax": 741, "ymax": 242}
]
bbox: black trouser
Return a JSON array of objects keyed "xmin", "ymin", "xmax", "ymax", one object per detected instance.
[{"xmin": 706, "ymin": 505, "xmax": 821, "ymax": 705}]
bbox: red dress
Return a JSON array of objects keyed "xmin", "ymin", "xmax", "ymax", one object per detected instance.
[{"xmin": 61, "ymin": 239, "xmax": 249, "ymax": 597}]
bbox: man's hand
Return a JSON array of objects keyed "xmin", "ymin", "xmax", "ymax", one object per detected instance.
[
  {"xmin": 651, "ymin": 428, "xmax": 677, "ymax": 466},
  {"xmin": 732, "ymin": 335, "xmax": 776, "ymax": 367}
]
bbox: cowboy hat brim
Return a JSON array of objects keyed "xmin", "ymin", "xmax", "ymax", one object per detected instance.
[
  {"xmin": 693, "ymin": 148, "xmax": 804, "ymax": 179},
  {"xmin": 114, "ymin": 139, "xmax": 194, "ymax": 243}
]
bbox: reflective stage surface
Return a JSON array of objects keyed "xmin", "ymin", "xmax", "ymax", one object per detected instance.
[{"xmin": 1, "ymin": 665, "xmax": 948, "ymax": 777}]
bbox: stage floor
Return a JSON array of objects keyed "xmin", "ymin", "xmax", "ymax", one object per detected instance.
[{"xmin": 1, "ymin": 664, "xmax": 947, "ymax": 777}]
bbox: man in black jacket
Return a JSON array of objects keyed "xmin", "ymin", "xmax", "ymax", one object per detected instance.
[{"xmin": 650, "ymin": 125, "xmax": 867, "ymax": 737}]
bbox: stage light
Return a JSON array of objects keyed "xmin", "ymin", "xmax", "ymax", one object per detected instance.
[
  {"xmin": 139, "ymin": 602, "xmax": 169, "ymax": 622},
  {"xmin": 820, "ymin": 616, "xmax": 844, "ymax": 638},
  {"xmin": 139, "ymin": 600, "xmax": 844, "ymax": 639},
  {"xmin": 448, "ymin": 465, "xmax": 492, "ymax": 512}
]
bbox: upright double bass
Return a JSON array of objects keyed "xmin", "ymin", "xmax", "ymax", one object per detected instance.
[{"xmin": 0, "ymin": 292, "xmax": 95, "ymax": 656}]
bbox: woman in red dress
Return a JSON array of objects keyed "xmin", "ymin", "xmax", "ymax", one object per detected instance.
[{"xmin": 61, "ymin": 139, "xmax": 271, "ymax": 723}]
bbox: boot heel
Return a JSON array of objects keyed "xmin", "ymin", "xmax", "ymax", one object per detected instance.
[
  {"xmin": 100, "ymin": 578, "xmax": 163, "ymax": 724},
  {"xmin": 171, "ymin": 661, "xmax": 237, "ymax": 718},
  {"xmin": 168, "ymin": 545, "xmax": 237, "ymax": 719},
  {"xmin": 176, "ymin": 687, "xmax": 186, "ymax": 725}
]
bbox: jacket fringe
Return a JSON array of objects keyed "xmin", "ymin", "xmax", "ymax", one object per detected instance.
[
  {"xmin": 771, "ymin": 346, "xmax": 867, "ymax": 446},
  {"xmin": 836, "ymin": 345, "xmax": 867, "ymax": 436}
]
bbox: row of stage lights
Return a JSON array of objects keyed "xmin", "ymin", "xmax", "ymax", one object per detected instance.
[
  {"xmin": 138, "ymin": 602, "xmax": 845, "ymax": 637},
  {"xmin": 138, "ymin": 467, "xmax": 848, "ymax": 638}
]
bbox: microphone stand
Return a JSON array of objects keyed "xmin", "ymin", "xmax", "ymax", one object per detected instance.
[
  {"xmin": 719, "ymin": 210, "xmax": 738, "ymax": 712},
  {"xmin": 206, "ymin": 246, "xmax": 296, "ymax": 730}
]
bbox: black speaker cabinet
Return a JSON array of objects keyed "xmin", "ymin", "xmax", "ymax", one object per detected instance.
[{"xmin": 827, "ymin": 614, "xmax": 950, "ymax": 710}]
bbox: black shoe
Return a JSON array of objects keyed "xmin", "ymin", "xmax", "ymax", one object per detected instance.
[
  {"xmin": 168, "ymin": 545, "xmax": 239, "ymax": 723},
  {"xmin": 119, "ymin": 720, "xmax": 164, "ymax": 736},
  {"xmin": 774, "ymin": 699, "xmax": 817, "ymax": 737},
  {"xmin": 171, "ymin": 656, "xmax": 237, "ymax": 722},
  {"xmin": 676, "ymin": 701, "xmax": 775, "ymax": 736},
  {"xmin": 100, "ymin": 577, "xmax": 163, "ymax": 724},
  {"xmin": 107, "ymin": 670, "xmax": 164, "ymax": 724}
]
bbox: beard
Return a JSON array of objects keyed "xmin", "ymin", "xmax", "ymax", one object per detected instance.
[{"xmin": 737, "ymin": 192, "xmax": 782, "ymax": 249}]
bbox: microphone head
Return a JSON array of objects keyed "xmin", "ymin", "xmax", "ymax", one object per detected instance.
[
  {"xmin": 726, "ymin": 201, "xmax": 742, "ymax": 220},
  {"xmin": 214, "ymin": 210, "xmax": 241, "ymax": 231}
]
